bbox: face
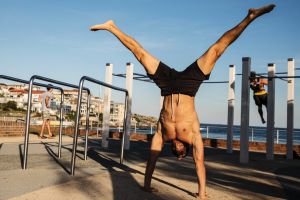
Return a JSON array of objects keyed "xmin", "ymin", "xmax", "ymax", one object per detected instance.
[{"xmin": 172, "ymin": 140, "xmax": 186, "ymax": 160}]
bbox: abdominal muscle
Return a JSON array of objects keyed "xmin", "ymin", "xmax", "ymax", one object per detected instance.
[{"xmin": 158, "ymin": 93, "xmax": 200, "ymax": 144}]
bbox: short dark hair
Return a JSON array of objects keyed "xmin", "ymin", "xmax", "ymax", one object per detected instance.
[
  {"xmin": 47, "ymin": 84, "xmax": 53, "ymax": 91},
  {"xmin": 250, "ymin": 71, "xmax": 256, "ymax": 79},
  {"xmin": 171, "ymin": 141, "xmax": 190, "ymax": 158}
]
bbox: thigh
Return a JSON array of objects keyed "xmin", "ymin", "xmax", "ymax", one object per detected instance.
[
  {"xmin": 140, "ymin": 50, "xmax": 160, "ymax": 75},
  {"xmin": 253, "ymin": 95, "xmax": 261, "ymax": 106},
  {"xmin": 261, "ymin": 94, "xmax": 268, "ymax": 106}
]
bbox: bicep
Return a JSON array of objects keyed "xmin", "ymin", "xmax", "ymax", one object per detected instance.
[{"xmin": 45, "ymin": 96, "xmax": 50, "ymax": 106}]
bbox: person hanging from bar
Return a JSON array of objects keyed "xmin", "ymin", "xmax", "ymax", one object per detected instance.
[
  {"xmin": 90, "ymin": 4, "xmax": 275, "ymax": 199},
  {"xmin": 249, "ymin": 71, "xmax": 268, "ymax": 124}
]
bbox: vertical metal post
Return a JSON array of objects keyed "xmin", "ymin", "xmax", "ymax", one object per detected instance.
[
  {"xmin": 58, "ymin": 92, "xmax": 64, "ymax": 158},
  {"xmin": 125, "ymin": 62, "xmax": 133, "ymax": 149},
  {"xmin": 267, "ymin": 63, "xmax": 275, "ymax": 160},
  {"xmin": 227, "ymin": 65, "xmax": 235, "ymax": 153},
  {"xmin": 240, "ymin": 57, "xmax": 251, "ymax": 163},
  {"xmin": 206, "ymin": 126, "xmax": 209, "ymax": 138},
  {"xmin": 102, "ymin": 63, "xmax": 113, "ymax": 148},
  {"xmin": 23, "ymin": 77, "xmax": 34, "ymax": 169},
  {"xmin": 84, "ymin": 94, "xmax": 91, "ymax": 160},
  {"xmin": 286, "ymin": 58, "xmax": 294, "ymax": 159},
  {"xmin": 71, "ymin": 79, "xmax": 84, "ymax": 175},
  {"xmin": 251, "ymin": 128, "xmax": 254, "ymax": 142},
  {"xmin": 276, "ymin": 130, "xmax": 279, "ymax": 144},
  {"xmin": 120, "ymin": 93, "xmax": 129, "ymax": 164}
]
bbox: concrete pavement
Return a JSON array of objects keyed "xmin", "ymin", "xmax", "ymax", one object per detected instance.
[{"xmin": 0, "ymin": 134, "xmax": 299, "ymax": 200}]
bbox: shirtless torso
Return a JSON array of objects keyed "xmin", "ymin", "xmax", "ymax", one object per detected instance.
[{"xmin": 159, "ymin": 94, "xmax": 199, "ymax": 145}]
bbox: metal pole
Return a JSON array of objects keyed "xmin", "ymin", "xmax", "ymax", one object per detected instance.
[
  {"xmin": 266, "ymin": 63, "xmax": 275, "ymax": 160},
  {"xmin": 120, "ymin": 93, "xmax": 129, "ymax": 164},
  {"xmin": 70, "ymin": 78, "xmax": 84, "ymax": 175},
  {"xmin": 102, "ymin": 63, "xmax": 113, "ymax": 148},
  {"xmin": 23, "ymin": 77, "xmax": 34, "ymax": 169},
  {"xmin": 240, "ymin": 57, "xmax": 251, "ymax": 163},
  {"xmin": 227, "ymin": 64, "xmax": 235, "ymax": 153},
  {"xmin": 286, "ymin": 58, "xmax": 294, "ymax": 159},
  {"xmin": 251, "ymin": 128, "xmax": 254, "ymax": 142},
  {"xmin": 206, "ymin": 126, "xmax": 209, "ymax": 138},
  {"xmin": 70, "ymin": 76, "xmax": 128, "ymax": 174},
  {"xmin": 58, "ymin": 92, "xmax": 64, "ymax": 158},
  {"xmin": 276, "ymin": 130, "xmax": 279, "ymax": 144},
  {"xmin": 0, "ymin": 75, "xmax": 64, "ymax": 162},
  {"xmin": 84, "ymin": 94, "xmax": 91, "ymax": 160},
  {"xmin": 125, "ymin": 62, "xmax": 133, "ymax": 149}
]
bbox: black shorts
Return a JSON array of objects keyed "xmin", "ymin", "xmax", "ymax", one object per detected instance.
[
  {"xmin": 147, "ymin": 61, "xmax": 210, "ymax": 96},
  {"xmin": 253, "ymin": 94, "xmax": 268, "ymax": 106}
]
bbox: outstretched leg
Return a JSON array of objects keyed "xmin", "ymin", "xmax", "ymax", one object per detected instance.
[
  {"xmin": 197, "ymin": 4, "xmax": 275, "ymax": 75},
  {"xmin": 90, "ymin": 20, "xmax": 160, "ymax": 75}
]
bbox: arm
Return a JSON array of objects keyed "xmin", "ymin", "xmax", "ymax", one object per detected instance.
[
  {"xmin": 260, "ymin": 78, "xmax": 268, "ymax": 86},
  {"xmin": 192, "ymin": 133, "xmax": 206, "ymax": 199},
  {"xmin": 45, "ymin": 96, "xmax": 50, "ymax": 108},
  {"xmin": 144, "ymin": 131, "xmax": 163, "ymax": 192}
]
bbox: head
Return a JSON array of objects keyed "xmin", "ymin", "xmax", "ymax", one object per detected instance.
[
  {"xmin": 171, "ymin": 140, "xmax": 190, "ymax": 160},
  {"xmin": 250, "ymin": 71, "xmax": 256, "ymax": 81},
  {"xmin": 47, "ymin": 84, "xmax": 53, "ymax": 92}
]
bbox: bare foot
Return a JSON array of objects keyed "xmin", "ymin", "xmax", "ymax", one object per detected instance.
[
  {"xmin": 90, "ymin": 20, "xmax": 115, "ymax": 31},
  {"xmin": 248, "ymin": 4, "xmax": 276, "ymax": 20}
]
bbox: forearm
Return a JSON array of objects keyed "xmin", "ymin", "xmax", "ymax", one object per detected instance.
[
  {"xmin": 195, "ymin": 160, "xmax": 206, "ymax": 195},
  {"xmin": 144, "ymin": 151, "xmax": 160, "ymax": 189}
]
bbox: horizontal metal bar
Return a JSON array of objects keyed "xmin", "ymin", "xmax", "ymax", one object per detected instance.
[
  {"xmin": 81, "ymin": 76, "xmax": 128, "ymax": 93},
  {"xmin": 261, "ymin": 75, "xmax": 300, "ymax": 79},
  {"xmin": 113, "ymin": 73, "xmax": 153, "ymax": 83},
  {"xmin": 236, "ymin": 71, "xmax": 288, "ymax": 76},
  {"xmin": 133, "ymin": 78, "xmax": 154, "ymax": 83},
  {"xmin": 203, "ymin": 81, "xmax": 229, "ymax": 84},
  {"xmin": 0, "ymin": 75, "xmax": 63, "ymax": 92},
  {"xmin": 30, "ymin": 75, "xmax": 90, "ymax": 93}
]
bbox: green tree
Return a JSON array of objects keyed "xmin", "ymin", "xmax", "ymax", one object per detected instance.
[{"xmin": 4, "ymin": 101, "xmax": 17, "ymax": 110}]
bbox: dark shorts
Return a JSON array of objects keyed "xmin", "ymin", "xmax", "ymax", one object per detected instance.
[
  {"xmin": 253, "ymin": 94, "xmax": 268, "ymax": 106},
  {"xmin": 148, "ymin": 61, "xmax": 210, "ymax": 96}
]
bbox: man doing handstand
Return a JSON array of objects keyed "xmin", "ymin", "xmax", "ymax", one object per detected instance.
[{"xmin": 90, "ymin": 4, "xmax": 275, "ymax": 199}]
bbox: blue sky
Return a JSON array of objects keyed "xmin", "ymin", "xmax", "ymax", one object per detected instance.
[{"xmin": 0, "ymin": 0, "xmax": 299, "ymax": 128}]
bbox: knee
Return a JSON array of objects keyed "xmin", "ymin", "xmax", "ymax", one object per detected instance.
[{"xmin": 211, "ymin": 43, "xmax": 226, "ymax": 58}]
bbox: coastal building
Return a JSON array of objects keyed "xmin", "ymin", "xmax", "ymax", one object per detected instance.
[{"xmin": 0, "ymin": 83, "xmax": 129, "ymax": 126}]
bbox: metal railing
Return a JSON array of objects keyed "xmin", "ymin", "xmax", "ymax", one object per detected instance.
[
  {"xmin": 71, "ymin": 76, "xmax": 128, "ymax": 175},
  {"xmin": 0, "ymin": 74, "xmax": 65, "ymax": 158},
  {"xmin": 202, "ymin": 124, "xmax": 300, "ymax": 144},
  {"xmin": 23, "ymin": 75, "xmax": 90, "ymax": 170}
]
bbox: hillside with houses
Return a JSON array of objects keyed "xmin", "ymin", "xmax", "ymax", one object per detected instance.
[{"xmin": 0, "ymin": 83, "xmax": 157, "ymax": 128}]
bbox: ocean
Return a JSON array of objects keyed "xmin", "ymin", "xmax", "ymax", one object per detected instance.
[{"xmin": 122, "ymin": 123, "xmax": 300, "ymax": 145}]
